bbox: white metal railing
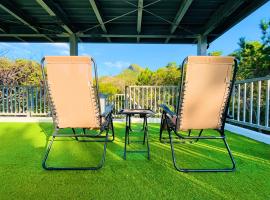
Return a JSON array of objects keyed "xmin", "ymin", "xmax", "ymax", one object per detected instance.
[
  {"xmin": 1, "ymin": 76, "xmax": 270, "ymax": 132},
  {"xmin": 0, "ymin": 85, "xmax": 49, "ymax": 116},
  {"xmin": 227, "ymin": 76, "xmax": 270, "ymax": 131},
  {"xmin": 107, "ymin": 85, "xmax": 179, "ymax": 116},
  {"xmin": 107, "ymin": 94, "xmax": 125, "ymax": 115},
  {"xmin": 126, "ymin": 86, "xmax": 179, "ymax": 114}
]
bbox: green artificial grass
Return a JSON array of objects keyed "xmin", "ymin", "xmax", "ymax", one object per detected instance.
[{"xmin": 0, "ymin": 122, "xmax": 269, "ymax": 200}]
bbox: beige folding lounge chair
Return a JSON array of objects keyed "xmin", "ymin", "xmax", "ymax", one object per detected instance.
[
  {"xmin": 159, "ymin": 56, "xmax": 237, "ymax": 172},
  {"xmin": 41, "ymin": 56, "xmax": 114, "ymax": 170}
]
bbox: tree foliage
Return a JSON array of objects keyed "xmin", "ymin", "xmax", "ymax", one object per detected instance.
[
  {"xmin": 0, "ymin": 57, "xmax": 42, "ymax": 85},
  {"xmin": 231, "ymin": 20, "xmax": 270, "ymax": 80},
  {"xmin": 208, "ymin": 51, "xmax": 223, "ymax": 56},
  {"xmin": 99, "ymin": 62, "xmax": 181, "ymax": 94},
  {"xmin": 98, "ymin": 64, "xmax": 143, "ymax": 95},
  {"xmin": 136, "ymin": 63, "xmax": 181, "ymax": 86},
  {"xmin": 136, "ymin": 68, "xmax": 153, "ymax": 85}
]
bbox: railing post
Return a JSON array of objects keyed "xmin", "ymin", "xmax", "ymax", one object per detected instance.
[
  {"xmin": 232, "ymin": 85, "xmax": 235, "ymax": 119},
  {"xmin": 257, "ymin": 81, "xmax": 261, "ymax": 125},
  {"xmin": 150, "ymin": 87, "xmax": 153, "ymax": 110},
  {"xmin": 124, "ymin": 86, "xmax": 127, "ymax": 109},
  {"xmin": 237, "ymin": 84, "xmax": 241, "ymax": 121},
  {"xmin": 1, "ymin": 87, "xmax": 4, "ymax": 113},
  {"xmin": 7, "ymin": 87, "xmax": 9, "ymax": 114},
  {"xmin": 266, "ymin": 80, "xmax": 270, "ymax": 127},
  {"xmin": 243, "ymin": 83, "xmax": 247, "ymax": 122},
  {"xmin": 250, "ymin": 82, "xmax": 253, "ymax": 123}
]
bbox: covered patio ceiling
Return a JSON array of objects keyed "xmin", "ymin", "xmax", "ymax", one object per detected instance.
[{"xmin": 0, "ymin": 0, "xmax": 268, "ymax": 43}]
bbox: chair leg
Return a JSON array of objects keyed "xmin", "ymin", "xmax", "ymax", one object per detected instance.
[
  {"xmin": 168, "ymin": 128, "xmax": 236, "ymax": 173},
  {"xmin": 159, "ymin": 120, "xmax": 163, "ymax": 142},
  {"xmin": 188, "ymin": 130, "xmax": 191, "ymax": 136},
  {"xmin": 110, "ymin": 116, "xmax": 115, "ymax": 141},
  {"xmin": 145, "ymin": 117, "xmax": 150, "ymax": 160},
  {"xmin": 105, "ymin": 115, "xmax": 115, "ymax": 142},
  {"xmin": 159, "ymin": 113, "xmax": 166, "ymax": 143},
  {"xmin": 42, "ymin": 129, "xmax": 109, "ymax": 170},
  {"xmin": 195, "ymin": 129, "xmax": 203, "ymax": 142},
  {"xmin": 72, "ymin": 128, "xmax": 78, "ymax": 141}
]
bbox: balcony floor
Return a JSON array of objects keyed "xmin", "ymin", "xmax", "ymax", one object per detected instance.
[{"xmin": 0, "ymin": 122, "xmax": 269, "ymax": 199}]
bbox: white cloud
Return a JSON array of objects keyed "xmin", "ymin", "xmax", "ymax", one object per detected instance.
[
  {"xmin": 0, "ymin": 42, "xmax": 32, "ymax": 57},
  {"xmin": 0, "ymin": 42, "xmax": 12, "ymax": 48},
  {"xmin": 81, "ymin": 53, "xmax": 89, "ymax": 56},
  {"xmin": 80, "ymin": 50, "xmax": 101, "ymax": 57},
  {"xmin": 45, "ymin": 43, "xmax": 69, "ymax": 55},
  {"xmin": 103, "ymin": 61, "xmax": 130, "ymax": 69},
  {"xmin": 48, "ymin": 43, "xmax": 69, "ymax": 50}
]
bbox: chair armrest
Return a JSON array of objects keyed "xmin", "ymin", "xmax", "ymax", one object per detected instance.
[
  {"xmin": 101, "ymin": 104, "xmax": 114, "ymax": 118},
  {"xmin": 159, "ymin": 104, "xmax": 176, "ymax": 117}
]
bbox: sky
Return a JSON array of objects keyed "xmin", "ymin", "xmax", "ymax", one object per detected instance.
[{"xmin": 0, "ymin": 1, "xmax": 269, "ymax": 76}]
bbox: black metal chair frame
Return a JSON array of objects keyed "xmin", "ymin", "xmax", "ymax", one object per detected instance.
[
  {"xmin": 41, "ymin": 57, "xmax": 115, "ymax": 170},
  {"xmin": 159, "ymin": 57, "xmax": 238, "ymax": 172}
]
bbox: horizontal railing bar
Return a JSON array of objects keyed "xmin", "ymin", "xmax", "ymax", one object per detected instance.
[{"xmin": 235, "ymin": 76, "xmax": 270, "ymax": 84}]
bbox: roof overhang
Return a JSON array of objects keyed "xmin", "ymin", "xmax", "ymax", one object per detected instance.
[{"xmin": 0, "ymin": 0, "xmax": 268, "ymax": 44}]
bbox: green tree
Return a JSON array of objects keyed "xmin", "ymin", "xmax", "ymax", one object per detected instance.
[
  {"xmin": 231, "ymin": 20, "xmax": 270, "ymax": 80},
  {"xmin": 136, "ymin": 62, "xmax": 181, "ymax": 86},
  {"xmin": 99, "ymin": 82, "xmax": 120, "ymax": 95},
  {"xmin": 260, "ymin": 19, "xmax": 270, "ymax": 70},
  {"xmin": 166, "ymin": 62, "xmax": 178, "ymax": 68},
  {"xmin": 152, "ymin": 65, "xmax": 180, "ymax": 85},
  {"xmin": 136, "ymin": 68, "xmax": 153, "ymax": 85},
  {"xmin": 0, "ymin": 57, "xmax": 42, "ymax": 85},
  {"xmin": 231, "ymin": 38, "xmax": 269, "ymax": 80},
  {"xmin": 208, "ymin": 51, "xmax": 223, "ymax": 56},
  {"xmin": 98, "ymin": 64, "xmax": 144, "ymax": 95}
]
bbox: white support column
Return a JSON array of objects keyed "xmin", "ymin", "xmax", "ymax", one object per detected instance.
[
  {"xmin": 197, "ymin": 35, "xmax": 207, "ymax": 55},
  {"xmin": 69, "ymin": 34, "xmax": 78, "ymax": 56}
]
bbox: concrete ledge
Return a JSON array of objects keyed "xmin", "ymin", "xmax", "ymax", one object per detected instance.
[
  {"xmin": 0, "ymin": 117, "xmax": 52, "ymax": 123},
  {"xmin": 225, "ymin": 123, "xmax": 270, "ymax": 145}
]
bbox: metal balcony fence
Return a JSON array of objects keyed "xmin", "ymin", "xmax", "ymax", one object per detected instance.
[
  {"xmin": 0, "ymin": 85, "xmax": 49, "ymax": 116},
  {"xmin": 1, "ymin": 76, "xmax": 269, "ymax": 132},
  {"xmin": 227, "ymin": 77, "xmax": 270, "ymax": 131}
]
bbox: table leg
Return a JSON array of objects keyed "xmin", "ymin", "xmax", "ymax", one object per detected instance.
[
  {"xmin": 128, "ymin": 115, "xmax": 130, "ymax": 145},
  {"xmin": 143, "ymin": 116, "xmax": 146, "ymax": 145},
  {"xmin": 124, "ymin": 113, "xmax": 150, "ymax": 160},
  {"xmin": 124, "ymin": 115, "xmax": 129, "ymax": 160},
  {"xmin": 144, "ymin": 116, "xmax": 150, "ymax": 160},
  {"xmin": 129, "ymin": 115, "xmax": 132, "ymax": 132}
]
